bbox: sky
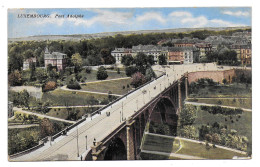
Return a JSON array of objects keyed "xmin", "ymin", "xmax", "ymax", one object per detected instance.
[{"xmin": 8, "ymin": 7, "xmax": 251, "ymax": 38}]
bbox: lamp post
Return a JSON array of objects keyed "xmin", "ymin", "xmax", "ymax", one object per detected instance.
[
  {"xmin": 76, "ymin": 126, "xmax": 79, "ymax": 157},
  {"xmin": 85, "ymin": 135, "xmax": 88, "ymax": 150}
]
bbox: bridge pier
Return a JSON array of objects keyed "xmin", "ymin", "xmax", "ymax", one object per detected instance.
[
  {"xmin": 185, "ymin": 75, "xmax": 188, "ymax": 99},
  {"xmin": 177, "ymin": 79, "xmax": 182, "ymax": 114},
  {"xmin": 126, "ymin": 118, "xmax": 136, "ymax": 160}
]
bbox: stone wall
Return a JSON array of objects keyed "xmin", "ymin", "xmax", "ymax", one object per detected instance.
[{"xmin": 188, "ymin": 69, "xmax": 236, "ymax": 84}]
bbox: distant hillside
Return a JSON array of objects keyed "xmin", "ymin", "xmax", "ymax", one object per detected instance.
[{"xmin": 8, "ymin": 26, "xmax": 251, "ymax": 42}]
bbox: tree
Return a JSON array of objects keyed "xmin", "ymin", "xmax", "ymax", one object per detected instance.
[
  {"xmin": 158, "ymin": 54, "xmax": 167, "ymax": 65},
  {"xmin": 97, "ymin": 66, "xmax": 108, "ymax": 80},
  {"xmin": 147, "ymin": 55, "xmax": 155, "ymax": 66},
  {"xmin": 121, "ymin": 54, "xmax": 134, "ymax": 66},
  {"xmin": 145, "ymin": 67, "xmax": 156, "ymax": 81},
  {"xmin": 40, "ymin": 118, "xmax": 55, "ymax": 138},
  {"xmin": 130, "ymin": 72, "xmax": 146, "ymax": 88},
  {"xmin": 35, "ymin": 69, "xmax": 48, "ymax": 83},
  {"xmin": 100, "ymin": 48, "xmax": 115, "ymax": 64},
  {"xmin": 8, "ymin": 70, "xmax": 22, "ymax": 86},
  {"xmin": 125, "ymin": 66, "xmax": 138, "ymax": 77},
  {"xmin": 180, "ymin": 104, "xmax": 197, "ymax": 127},
  {"xmin": 20, "ymin": 90, "xmax": 30, "ymax": 109},
  {"xmin": 71, "ymin": 53, "xmax": 83, "ymax": 73},
  {"xmin": 67, "ymin": 78, "xmax": 81, "ymax": 90},
  {"xmin": 180, "ymin": 125, "xmax": 197, "ymax": 139},
  {"xmin": 29, "ymin": 62, "xmax": 36, "ymax": 81}
]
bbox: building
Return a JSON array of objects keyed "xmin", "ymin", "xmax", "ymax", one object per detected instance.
[
  {"xmin": 172, "ymin": 37, "xmax": 201, "ymax": 47},
  {"xmin": 111, "ymin": 48, "xmax": 132, "ymax": 65},
  {"xmin": 240, "ymin": 45, "xmax": 252, "ymax": 66},
  {"xmin": 167, "ymin": 47, "xmax": 195, "ymax": 64},
  {"xmin": 8, "ymin": 101, "xmax": 14, "ymax": 118},
  {"xmin": 44, "ymin": 48, "xmax": 67, "ymax": 71},
  {"xmin": 23, "ymin": 57, "xmax": 36, "ymax": 70},
  {"xmin": 131, "ymin": 45, "xmax": 168, "ymax": 64},
  {"xmin": 231, "ymin": 44, "xmax": 252, "ymax": 66},
  {"xmin": 195, "ymin": 43, "xmax": 212, "ymax": 61}
]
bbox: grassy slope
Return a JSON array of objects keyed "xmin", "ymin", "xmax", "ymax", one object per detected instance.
[
  {"xmin": 41, "ymin": 89, "xmax": 109, "ymax": 106},
  {"xmin": 175, "ymin": 139, "xmax": 246, "ymax": 159},
  {"xmin": 188, "ymin": 98, "xmax": 252, "ymax": 109},
  {"xmin": 141, "ymin": 134, "xmax": 246, "ymax": 160},
  {"xmin": 193, "ymin": 109, "xmax": 252, "ymax": 152},
  {"xmin": 80, "ymin": 78, "xmax": 132, "ymax": 95},
  {"xmin": 189, "ymin": 83, "xmax": 252, "ymax": 98}
]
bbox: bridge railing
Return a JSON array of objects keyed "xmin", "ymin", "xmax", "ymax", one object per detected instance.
[
  {"xmin": 9, "ymin": 142, "xmax": 45, "ymax": 159},
  {"xmin": 87, "ymin": 73, "xmax": 165, "ymax": 118}
]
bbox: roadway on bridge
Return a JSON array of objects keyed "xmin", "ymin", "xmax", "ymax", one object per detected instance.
[{"xmin": 10, "ymin": 63, "xmax": 235, "ymax": 161}]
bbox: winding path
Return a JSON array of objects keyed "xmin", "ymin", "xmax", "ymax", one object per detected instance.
[
  {"xmin": 14, "ymin": 107, "xmax": 76, "ymax": 124},
  {"xmin": 184, "ymin": 101, "xmax": 252, "ymax": 112}
]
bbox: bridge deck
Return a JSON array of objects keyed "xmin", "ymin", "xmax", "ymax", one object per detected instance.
[{"xmin": 10, "ymin": 63, "xmax": 237, "ymax": 161}]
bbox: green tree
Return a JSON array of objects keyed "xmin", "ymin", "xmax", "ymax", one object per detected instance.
[
  {"xmin": 121, "ymin": 54, "xmax": 134, "ymax": 66},
  {"xmin": 96, "ymin": 66, "xmax": 108, "ymax": 80},
  {"xmin": 180, "ymin": 104, "xmax": 197, "ymax": 127},
  {"xmin": 145, "ymin": 67, "xmax": 156, "ymax": 81},
  {"xmin": 158, "ymin": 54, "xmax": 167, "ymax": 65},
  {"xmin": 147, "ymin": 55, "xmax": 155, "ymax": 66},
  {"xmin": 180, "ymin": 125, "xmax": 197, "ymax": 139},
  {"xmin": 71, "ymin": 53, "xmax": 83, "ymax": 73},
  {"xmin": 20, "ymin": 90, "xmax": 30, "ymax": 109}
]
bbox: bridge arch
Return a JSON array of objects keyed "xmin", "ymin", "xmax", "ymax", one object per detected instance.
[
  {"xmin": 104, "ymin": 137, "xmax": 127, "ymax": 160},
  {"xmin": 148, "ymin": 96, "xmax": 178, "ymax": 135}
]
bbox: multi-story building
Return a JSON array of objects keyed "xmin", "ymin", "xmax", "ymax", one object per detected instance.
[
  {"xmin": 44, "ymin": 48, "xmax": 67, "ymax": 71},
  {"xmin": 111, "ymin": 48, "xmax": 132, "ymax": 65},
  {"xmin": 240, "ymin": 45, "xmax": 252, "ymax": 66},
  {"xmin": 195, "ymin": 43, "xmax": 212, "ymax": 61},
  {"xmin": 131, "ymin": 45, "xmax": 168, "ymax": 62},
  {"xmin": 167, "ymin": 47, "xmax": 195, "ymax": 64},
  {"xmin": 23, "ymin": 57, "xmax": 36, "ymax": 70}
]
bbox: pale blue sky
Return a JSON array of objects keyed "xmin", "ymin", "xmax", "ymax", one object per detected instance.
[{"xmin": 8, "ymin": 7, "xmax": 251, "ymax": 38}]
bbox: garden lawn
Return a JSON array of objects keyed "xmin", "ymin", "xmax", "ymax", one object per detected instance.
[
  {"xmin": 141, "ymin": 133, "xmax": 247, "ymax": 160},
  {"xmin": 193, "ymin": 108, "xmax": 252, "ymax": 153},
  {"xmin": 65, "ymin": 70, "xmax": 127, "ymax": 84},
  {"xmin": 80, "ymin": 78, "xmax": 132, "ymax": 95},
  {"xmin": 189, "ymin": 83, "xmax": 251, "ymax": 98},
  {"xmin": 41, "ymin": 89, "xmax": 109, "ymax": 106},
  {"xmin": 175, "ymin": 139, "xmax": 246, "ymax": 159}
]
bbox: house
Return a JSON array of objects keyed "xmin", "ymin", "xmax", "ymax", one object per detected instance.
[
  {"xmin": 111, "ymin": 48, "xmax": 132, "ymax": 65},
  {"xmin": 167, "ymin": 47, "xmax": 195, "ymax": 64},
  {"xmin": 195, "ymin": 43, "xmax": 212, "ymax": 61},
  {"xmin": 131, "ymin": 45, "xmax": 168, "ymax": 64},
  {"xmin": 44, "ymin": 48, "xmax": 67, "ymax": 71},
  {"xmin": 240, "ymin": 45, "xmax": 252, "ymax": 66},
  {"xmin": 23, "ymin": 57, "xmax": 36, "ymax": 70}
]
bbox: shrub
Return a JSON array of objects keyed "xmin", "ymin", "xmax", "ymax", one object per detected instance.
[
  {"xmin": 42, "ymin": 81, "xmax": 57, "ymax": 92},
  {"xmin": 85, "ymin": 66, "xmax": 92, "ymax": 73},
  {"xmin": 67, "ymin": 79, "xmax": 81, "ymax": 90},
  {"xmin": 97, "ymin": 66, "xmax": 108, "ymax": 80}
]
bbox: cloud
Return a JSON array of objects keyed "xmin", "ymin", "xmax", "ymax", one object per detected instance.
[
  {"xmin": 209, "ymin": 19, "xmax": 246, "ymax": 27},
  {"xmin": 222, "ymin": 10, "xmax": 250, "ymax": 17},
  {"xmin": 69, "ymin": 9, "xmax": 133, "ymax": 27},
  {"xmin": 136, "ymin": 12, "xmax": 166, "ymax": 24},
  {"xmin": 169, "ymin": 11, "xmax": 192, "ymax": 18},
  {"xmin": 168, "ymin": 11, "xmax": 246, "ymax": 28}
]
